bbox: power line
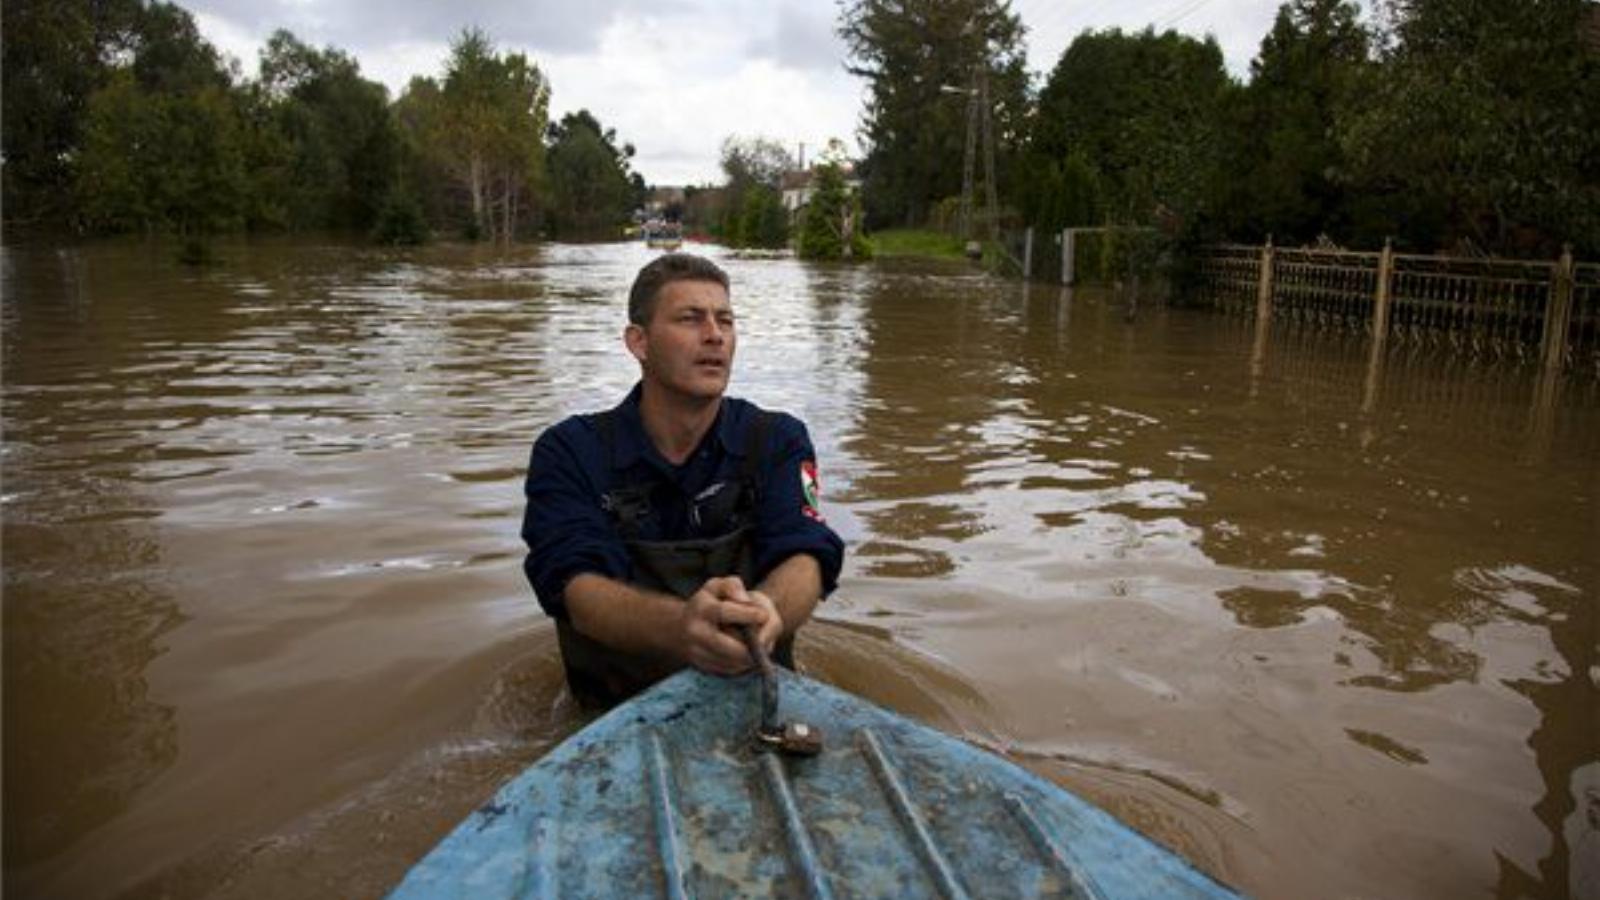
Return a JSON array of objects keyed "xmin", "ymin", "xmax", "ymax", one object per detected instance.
[{"xmin": 1158, "ymin": 0, "xmax": 1215, "ymax": 30}]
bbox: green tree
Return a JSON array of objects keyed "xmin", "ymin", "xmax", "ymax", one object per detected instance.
[
  {"xmin": 5, "ymin": 6, "xmax": 564, "ymax": 243},
  {"xmin": 544, "ymin": 110, "xmax": 637, "ymax": 239},
  {"xmin": 76, "ymin": 70, "xmax": 249, "ymax": 236},
  {"xmin": 720, "ymin": 135, "xmax": 793, "ymax": 191},
  {"xmin": 1337, "ymin": 0, "xmax": 1600, "ymax": 255},
  {"xmin": 254, "ymin": 30, "xmax": 397, "ymax": 231},
  {"xmin": 125, "ymin": 0, "xmax": 230, "ymax": 94},
  {"xmin": 682, "ymin": 184, "xmax": 730, "ymax": 236},
  {"xmin": 799, "ymin": 145, "xmax": 871, "ymax": 261},
  {"xmin": 1016, "ymin": 149, "xmax": 1102, "ymax": 237},
  {"xmin": 839, "ymin": 0, "xmax": 1029, "ymax": 228},
  {"xmin": 734, "ymin": 185, "xmax": 790, "ymax": 249},
  {"xmin": 718, "ymin": 135, "xmax": 793, "ymax": 246},
  {"xmin": 1, "ymin": 0, "xmax": 176, "ymax": 230},
  {"xmin": 486, "ymin": 51, "xmax": 552, "ymax": 240},
  {"xmin": 1032, "ymin": 28, "xmax": 1234, "ymax": 229},
  {"xmin": 398, "ymin": 29, "xmax": 550, "ymax": 241},
  {"xmin": 391, "ymin": 76, "xmax": 452, "ymax": 230},
  {"xmin": 73, "ymin": 71, "xmax": 154, "ymax": 231},
  {"xmin": 66, "ymin": 2, "xmax": 249, "ymax": 237},
  {"xmin": 1215, "ymin": 0, "xmax": 1369, "ymax": 244}
]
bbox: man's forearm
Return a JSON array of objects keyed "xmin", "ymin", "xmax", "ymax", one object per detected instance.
[
  {"xmin": 756, "ymin": 553, "xmax": 824, "ymax": 637},
  {"xmin": 564, "ymin": 573, "xmax": 686, "ymax": 662}
]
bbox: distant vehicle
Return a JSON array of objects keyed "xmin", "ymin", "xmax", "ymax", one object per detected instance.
[{"xmin": 644, "ymin": 219, "xmax": 683, "ymax": 251}]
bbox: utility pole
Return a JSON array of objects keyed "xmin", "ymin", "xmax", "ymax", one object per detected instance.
[
  {"xmin": 954, "ymin": 24, "xmax": 998, "ymax": 252},
  {"xmin": 959, "ymin": 66, "xmax": 979, "ymax": 242},
  {"xmin": 978, "ymin": 64, "xmax": 999, "ymax": 247}
]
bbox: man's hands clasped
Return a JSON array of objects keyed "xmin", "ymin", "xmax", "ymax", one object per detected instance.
[{"xmin": 679, "ymin": 576, "xmax": 783, "ymax": 676}]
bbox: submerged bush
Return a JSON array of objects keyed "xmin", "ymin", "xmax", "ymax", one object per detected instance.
[{"xmin": 373, "ymin": 192, "xmax": 429, "ymax": 245}]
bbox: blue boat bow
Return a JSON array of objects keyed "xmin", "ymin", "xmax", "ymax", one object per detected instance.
[{"xmin": 389, "ymin": 668, "xmax": 1243, "ymax": 899}]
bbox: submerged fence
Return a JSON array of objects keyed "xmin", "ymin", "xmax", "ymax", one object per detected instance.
[
  {"xmin": 1195, "ymin": 241, "xmax": 1599, "ymax": 376},
  {"xmin": 994, "ymin": 226, "xmax": 1164, "ymax": 289}
]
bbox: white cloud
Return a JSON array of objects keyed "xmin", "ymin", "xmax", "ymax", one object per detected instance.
[
  {"xmin": 1012, "ymin": 0, "xmax": 1279, "ymax": 77},
  {"xmin": 542, "ymin": 12, "xmax": 861, "ymax": 185},
  {"xmin": 192, "ymin": 10, "xmax": 268, "ymax": 77},
  {"xmin": 360, "ymin": 41, "xmax": 452, "ymax": 96}
]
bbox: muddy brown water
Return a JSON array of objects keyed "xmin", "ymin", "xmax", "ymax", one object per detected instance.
[{"xmin": 3, "ymin": 239, "xmax": 1596, "ymax": 900}]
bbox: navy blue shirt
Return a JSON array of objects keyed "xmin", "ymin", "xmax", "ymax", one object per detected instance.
[{"xmin": 522, "ymin": 384, "xmax": 845, "ymax": 619}]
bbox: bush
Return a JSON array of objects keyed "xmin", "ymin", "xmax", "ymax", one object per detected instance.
[
  {"xmin": 798, "ymin": 163, "xmax": 871, "ymax": 261},
  {"xmin": 373, "ymin": 191, "xmax": 429, "ymax": 245}
]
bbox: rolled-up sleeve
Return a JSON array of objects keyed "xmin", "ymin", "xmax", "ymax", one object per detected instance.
[
  {"xmin": 752, "ymin": 415, "xmax": 845, "ymax": 595},
  {"xmin": 521, "ymin": 423, "xmax": 631, "ymax": 620}
]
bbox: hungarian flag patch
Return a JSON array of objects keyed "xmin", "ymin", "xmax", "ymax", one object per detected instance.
[{"xmin": 800, "ymin": 460, "xmax": 824, "ymax": 521}]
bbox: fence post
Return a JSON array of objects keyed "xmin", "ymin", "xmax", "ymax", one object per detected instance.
[
  {"xmin": 1371, "ymin": 238, "xmax": 1394, "ymax": 349},
  {"xmin": 1541, "ymin": 245, "xmax": 1575, "ymax": 372},
  {"xmin": 1363, "ymin": 239, "xmax": 1396, "ymax": 415},
  {"xmin": 1023, "ymin": 227, "xmax": 1034, "ymax": 281},
  {"xmin": 1254, "ymin": 236, "xmax": 1275, "ymax": 328},
  {"xmin": 1062, "ymin": 229, "xmax": 1075, "ymax": 285}
]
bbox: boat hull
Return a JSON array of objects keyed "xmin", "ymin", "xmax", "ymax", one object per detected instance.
[{"xmin": 389, "ymin": 669, "xmax": 1241, "ymax": 898}]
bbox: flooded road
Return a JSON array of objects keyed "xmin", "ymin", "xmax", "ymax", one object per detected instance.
[{"xmin": 3, "ymin": 239, "xmax": 1596, "ymax": 900}]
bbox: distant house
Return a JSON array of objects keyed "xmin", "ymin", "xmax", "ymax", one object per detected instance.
[{"xmin": 780, "ymin": 164, "xmax": 862, "ymax": 224}]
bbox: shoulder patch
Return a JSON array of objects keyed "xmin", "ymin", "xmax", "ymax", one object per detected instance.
[{"xmin": 800, "ymin": 460, "xmax": 824, "ymax": 522}]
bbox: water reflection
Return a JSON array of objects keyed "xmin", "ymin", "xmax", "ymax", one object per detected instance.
[
  {"xmin": 2, "ymin": 246, "xmax": 187, "ymax": 867},
  {"xmin": 1235, "ymin": 302, "xmax": 1598, "ymax": 898}
]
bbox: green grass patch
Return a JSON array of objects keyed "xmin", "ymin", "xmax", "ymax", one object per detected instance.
[{"xmin": 867, "ymin": 228, "xmax": 967, "ymax": 259}]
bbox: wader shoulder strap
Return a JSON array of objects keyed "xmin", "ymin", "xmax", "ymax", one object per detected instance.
[
  {"xmin": 587, "ymin": 410, "xmax": 651, "ymax": 536},
  {"xmin": 741, "ymin": 410, "xmax": 773, "ymax": 502}
]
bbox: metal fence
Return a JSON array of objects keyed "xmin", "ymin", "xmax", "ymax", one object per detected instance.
[
  {"xmin": 1195, "ymin": 245, "xmax": 1259, "ymax": 316},
  {"xmin": 1389, "ymin": 255, "xmax": 1553, "ymax": 357},
  {"xmin": 1193, "ymin": 241, "xmax": 1598, "ymax": 377},
  {"xmin": 1572, "ymin": 261, "xmax": 1600, "ymax": 374},
  {"xmin": 1274, "ymin": 247, "xmax": 1381, "ymax": 330}
]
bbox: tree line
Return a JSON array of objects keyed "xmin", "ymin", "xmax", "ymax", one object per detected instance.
[
  {"xmin": 10, "ymin": 0, "xmax": 1593, "ymax": 257},
  {"xmin": 842, "ymin": 0, "xmax": 1600, "ymax": 259},
  {"xmin": 2, "ymin": 0, "xmax": 646, "ymax": 242}
]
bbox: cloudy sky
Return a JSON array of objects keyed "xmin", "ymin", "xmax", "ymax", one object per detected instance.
[{"xmin": 189, "ymin": 0, "xmax": 1284, "ymax": 187}]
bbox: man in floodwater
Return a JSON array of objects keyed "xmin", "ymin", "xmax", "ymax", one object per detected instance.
[{"xmin": 521, "ymin": 253, "xmax": 845, "ymax": 707}]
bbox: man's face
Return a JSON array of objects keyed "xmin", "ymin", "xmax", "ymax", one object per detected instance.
[{"xmin": 626, "ymin": 279, "xmax": 736, "ymax": 401}]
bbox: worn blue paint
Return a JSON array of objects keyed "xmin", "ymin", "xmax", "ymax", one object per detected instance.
[{"xmin": 389, "ymin": 669, "xmax": 1244, "ymax": 899}]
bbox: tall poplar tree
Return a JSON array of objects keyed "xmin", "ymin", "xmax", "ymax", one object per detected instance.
[
  {"xmin": 399, "ymin": 29, "xmax": 549, "ymax": 241},
  {"xmin": 839, "ymin": 0, "xmax": 1029, "ymax": 228}
]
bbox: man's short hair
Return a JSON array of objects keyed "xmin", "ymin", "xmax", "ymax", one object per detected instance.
[{"xmin": 628, "ymin": 253, "xmax": 730, "ymax": 325}]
